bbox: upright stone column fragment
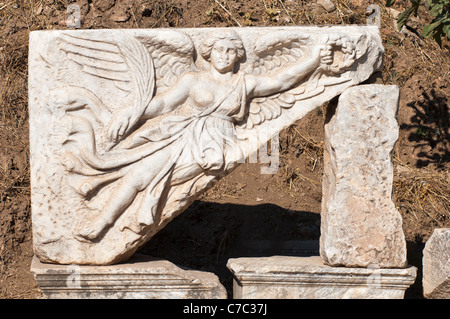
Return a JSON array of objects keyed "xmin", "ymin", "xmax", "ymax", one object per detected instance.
[{"xmin": 320, "ymin": 84, "xmax": 407, "ymax": 268}]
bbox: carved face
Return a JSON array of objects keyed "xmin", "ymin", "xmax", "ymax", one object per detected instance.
[{"xmin": 210, "ymin": 39, "xmax": 238, "ymax": 73}]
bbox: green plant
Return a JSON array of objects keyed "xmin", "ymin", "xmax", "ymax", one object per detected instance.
[
  {"xmin": 386, "ymin": 0, "xmax": 450, "ymax": 47},
  {"xmin": 417, "ymin": 125, "xmax": 430, "ymax": 138}
]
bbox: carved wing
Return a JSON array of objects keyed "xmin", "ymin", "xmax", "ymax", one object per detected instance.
[
  {"xmin": 135, "ymin": 31, "xmax": 197, "ymax": 94},
  {"xmin": 238, "ymin": 32, "xmax": 308, "ymax": 129},
  {"xmin": 58, "ymin": 32, "xmax": 155, "ymax": 117},
  {"xmin": 57, "ymin": 31, "xmax": 197, "ymax": 118},
  {"xmin": 239, "ymin": 32, "xmax": 364, "ymax": 129},
  {"xmin": 244, "ymin": 32, "xmax": 310, "ymax": 76}
]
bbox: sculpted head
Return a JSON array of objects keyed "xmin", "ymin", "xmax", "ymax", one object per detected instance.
[{"xmin": 201, "ymin": 31, "xmax": 245, "ymax": 73}]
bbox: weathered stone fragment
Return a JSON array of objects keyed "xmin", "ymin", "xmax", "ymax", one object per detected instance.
[
  {"xmin": 320, "ymin": 84, "xmax": 407, "ymax": 268},
  {"xmin": 317, "ymin": 0, "xmax": 336, "ymax": 12},
  {"xmin": 423, "ymin": 228, "xmax": 450, "ymax": 299}
]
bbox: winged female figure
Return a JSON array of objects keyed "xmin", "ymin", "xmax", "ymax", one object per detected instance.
[{"xmin": 48, "ymin": 29, "xmax": 354, "ymax": 242}]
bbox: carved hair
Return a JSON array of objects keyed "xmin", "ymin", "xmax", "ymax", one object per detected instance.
[{"xmin": 200, "ymin": 30, "xmax": 245, "ymax": 62}]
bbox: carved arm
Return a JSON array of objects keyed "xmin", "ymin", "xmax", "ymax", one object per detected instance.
[
  {"xmin": 141, "ymin": 73, "xmax": 193, "ymax": 120},
  {"xmin": 246, "ymin": 45, "xmax": 327, "ymax": 99}
]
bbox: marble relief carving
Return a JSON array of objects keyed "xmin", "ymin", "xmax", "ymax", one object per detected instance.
[{"xmin": 29, "ymin": 27, "xmax": 384, "ymax": 265}]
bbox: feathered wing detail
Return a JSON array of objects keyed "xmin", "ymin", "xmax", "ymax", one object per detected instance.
[
  {"xmin": 57, "ymin": 31, "xmax": 197, "ymax": 120},
  {"xmin": 56, "ymin": 31, "xmax": 198, "ymax": 153},
  {"xmin": 51, "ymin": 30, "xmax": 198, "ymax": 158},
  {"xmin": 135, "ymin": 31, "xmax": 197, "ymax": 94},
  {"xmin": 239, "ymin": 32, "xmax": 364, "ymax": 129},
  {"xmin": 243, "ymin": 32, "xmax": 310, "ymax": 76},
  {"xmin": 57, "ymin": 32, "xmax": 155, "ymax": 120},
  {"xmin": 58, "ymin": 33, "xmax": 132, "ymax": 92}
]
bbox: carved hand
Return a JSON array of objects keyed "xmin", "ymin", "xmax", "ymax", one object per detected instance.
[
  {"xmin": 319, "ymin": 44, "xmax": 334, "ymax": 67},
  {"xmin": 341, "ymin": 42, "xmax": 357, "ymax": 68},
  {"xmin": 106, "ymin": 107, "xmax": 140, "ymax": 143},
  {"xmin": 307, "ymin": 44, "xmax": 333, "ymax": 71}
]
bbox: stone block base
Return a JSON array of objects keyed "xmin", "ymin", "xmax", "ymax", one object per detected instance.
[
  {"xmin": 227, "ymin": 256, "xmax": 417, "ymax": 299},
  {"xmin": 31, "ymin": 254, "xmax": 226, "ymax": 299}
]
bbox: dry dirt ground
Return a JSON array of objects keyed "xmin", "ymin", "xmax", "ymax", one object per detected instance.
[{"xmin": 0, "ymin": 0, "xmax": 449, "ymax": 299}]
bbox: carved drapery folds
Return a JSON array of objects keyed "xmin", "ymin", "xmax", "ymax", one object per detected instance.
[{"xmin": 29, "ymin": 27, "xmax": 383, "ymax": 265}]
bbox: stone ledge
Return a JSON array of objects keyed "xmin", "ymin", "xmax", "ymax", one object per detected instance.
[
  {"xmin": 31, "ymin": 254, "xmax": 226, "ymax": 299},
  {"xmin": 227, "ymin": 256, "xmax": 417, "ymax": 299}
]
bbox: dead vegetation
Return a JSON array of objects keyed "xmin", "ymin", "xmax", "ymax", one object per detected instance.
[
  {"xmin": 394, "ymin": 157, "xmax": 450, "ymax": 241},
  {"xmin": 278, "ymin": 122, "xmax": 324, "ymax": 193},
  {"xmin": 0, "ymin": 0, "xmax": 448, "ymax": 299}
]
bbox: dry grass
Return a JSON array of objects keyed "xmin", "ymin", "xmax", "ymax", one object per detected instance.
[
  {"xmin": 379, "ymin": 1, "xmax": 450, "ymax": 87},
  {"xmin": 0, "ymin": 9, "xmax": 30, "ymax": 201},
  {"xmin": 393, "ymin": 157, "xmax": 450, "ymax": 241},
  {"xmin": 373, "ymin": 2, "xmax": 449, "ymax": 242},
  {"xmin": 0, "ymin": 2, "xmax": 32, "ymax": 286},
  {"xmin": 277, "ymin": 122, "xmax": 324, "ymax": 193}
]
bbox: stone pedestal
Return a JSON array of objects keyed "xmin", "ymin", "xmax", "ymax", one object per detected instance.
[
  {"xmin": 31, "ymin": 254, "xmax": 226, "ymax": 299},
  {"xmin": 227, "ymin": 256, "xmax": 416, "ymax": 299}
]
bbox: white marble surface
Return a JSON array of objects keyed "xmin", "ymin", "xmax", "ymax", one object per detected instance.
[
  {"xmin": 320, "ymin": 85, "xmax": 407, "ymax": 268},
  {"xmin": 29, "ymin": 26, "xmax": 384, "ymax": 265}
]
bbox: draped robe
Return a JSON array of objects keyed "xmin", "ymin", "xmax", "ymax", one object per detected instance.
[{"xmin": 64, "ymin": 73, "xmax": 248, "ymax": 234}]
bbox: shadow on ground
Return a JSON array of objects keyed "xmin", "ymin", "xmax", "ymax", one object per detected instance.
[
  {"xmin": 401, "ymin": 88, "xmax": 449, "ymax": 168},
  {"xmin": 138, "ymin": 200, "xmax": 424, "ymax": 299},
  {"xmin": 138, "ymin": 200, "xmax": 321, "ymax": 297}
]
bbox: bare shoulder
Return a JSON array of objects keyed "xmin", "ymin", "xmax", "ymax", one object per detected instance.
[
  {"xmin": 179, "ymin": 70, "xmax": 200, "ymax": 84},
  {"xmin": 161, "ymin": 71, "xmax": 200, "ymax": 96},
  {"xmin": 243, "ymin": 73, "xmax": 259, "ymax": 97}
]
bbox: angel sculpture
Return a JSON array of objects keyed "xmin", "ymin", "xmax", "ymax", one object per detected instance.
[{"xmin": 48, "ymin": 29, "xmax": 361, "ymax": 243}]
